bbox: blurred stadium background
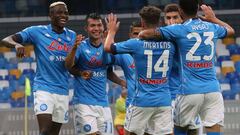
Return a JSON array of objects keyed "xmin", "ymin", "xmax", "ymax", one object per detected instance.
[{"xmin": 0, "ymin": 0, "xmax": 240, "ymax": 135}]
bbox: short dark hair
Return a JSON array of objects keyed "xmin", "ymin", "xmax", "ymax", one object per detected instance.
[
  {"xmin": 164, "ymin": 4, "xmax": 180, "ymax": 13},
  {"xmin": 129, "ymin": 21, "xmax": 141, "ymax": 32},
  {"xmin": 139, "ymin": 6, "xmax": 161, "ymax": 26},
  {"xmin": 85, "ymin": 13, "xmax": 102, "ymax": 25},
  {"xmin": 179, "ymin": 0, "xmax": 199, "ymax": 16}
]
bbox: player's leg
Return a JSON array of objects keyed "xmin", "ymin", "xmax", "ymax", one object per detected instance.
[
  {"xmin": 98, "ymin": 106, "xmax": 114, "ymax": 135},
  {"xmin": 124, "ymin": 106, "xmax": 152, "ymax": 135},
  {"xmin": 34, "ymin": 91, "xmax": 55, "ymax": 134},
  {"xmin": 50, "ymin": 93, "xmax": 69, "ymax": 135},
  {"xmin": 174, "ymin": 94, "xmax": 204, "ymax": 135},
  {"xmin": 201, "ymin": 92, "xmax": 224, "ymax": 135},
  {"xmin": 73, "ymin": 104, "xmax": 99, "ymax": 135},
  {"xmin": 37, "ymin": 114, "xmax": 53, "ymax": 134},
  {"xmin": 152, "ymin": 106, "xmax": 173, "ymax": 135}
]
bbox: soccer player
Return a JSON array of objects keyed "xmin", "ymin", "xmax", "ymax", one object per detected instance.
[
  {"xmin": 138, "ymin": 0, "xmax": 235, "ymax": 134},
  {"xmin": 65, "ymin": 13, "xmax": 123, "ymax": 135},
  {"xmin": 104, "ymin": 6, "xmax": 176, "ymax": 135},
  {"xmin": 0, "ymin": 2, "xmax": 76, "ymax": 135},
  {"xmin": 164, "ymin": 4, "xmax": 202, "ymax": 135},
  {"xmin": 112, "ymin": 21, "xmax": 141, "ymax": 135}
]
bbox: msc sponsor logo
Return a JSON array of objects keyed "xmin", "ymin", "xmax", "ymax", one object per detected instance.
[
  {"xmin": 92, "ymin": 71, "xmax": 105, "ymax": 77},
  {"xmin": 49, "ymin": 55, "xmax": 66, "ymax": 62}
]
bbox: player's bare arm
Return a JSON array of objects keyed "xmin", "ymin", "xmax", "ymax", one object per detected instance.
[
  {"xmin": 104, "ymin": 13, "xmax": 120, "ymax": 53},
  {"xmin": 200, "ymin": 4, "xmax": 235, "ymax": 36},
  {"xmin": 138, "ymin": 28, "xmax": 162, "ymax": 40},
  {"xmin": 107, "ymin": 67, "xmax": 127, "ymax": 88},
  {"xmin": 1, "ymin": 34, "xmax": 25, "ymax": 58},
  {"xmin": 65, "ymin": 34, "xmax": 85, "ymax": 76}
]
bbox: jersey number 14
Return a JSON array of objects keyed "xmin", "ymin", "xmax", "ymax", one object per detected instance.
[{"xmin": 144, "ymin": 50, "xmax": 169, "ymax": 78}]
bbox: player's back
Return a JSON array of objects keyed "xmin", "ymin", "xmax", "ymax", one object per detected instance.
[
  {"xmin": 113, "ymin": 38, "xmax": 175, "ymax": 107},
  {"xmin": 159, "ymin": 18, "xmax": 227, "ymax": 94}
]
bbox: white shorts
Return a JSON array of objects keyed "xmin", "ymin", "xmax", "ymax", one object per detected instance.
[
  {"xmin": 174, "ymin": 92, "xmax": 224, "ymax": 128},
  {"xmin": 33, "ymin": 90, "xmax": 69, "ymax": 123},
  {"xmin": 73, "ymin": 104, "xmax": 113, "ymax": 135},
  {"xmin": 125, "ymin": 105, "xmax": 173, "ymax": 135}
]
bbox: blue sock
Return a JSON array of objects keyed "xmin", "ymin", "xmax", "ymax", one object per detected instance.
[
  {"xmin": 207, "ymin": 132, "xmax": 223, "ymax": 135},
  {"xmin": 174, "ymin": 128, "xmax": 187, "ymax": 135}
]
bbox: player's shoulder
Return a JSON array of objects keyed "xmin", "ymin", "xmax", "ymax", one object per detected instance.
[
  {"xmin": 64, "ymin": 27, "xmax": 76, "ymax": 35},
  {"xmin": 23, "ymin": 25, "xmax": 47, "ymax": 32}
]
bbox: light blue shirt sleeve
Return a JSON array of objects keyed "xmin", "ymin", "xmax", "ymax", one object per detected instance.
[
  {"xmin": 214, "ymin": 24, "xmax": 227, "ymax": 39},
  {"xmin": 114, "ymin": 39, "xmax": 138, "ymax": 54},
  {"xmin": 157, "ymin": 25, "xmax": 182, "ymax": 41}
]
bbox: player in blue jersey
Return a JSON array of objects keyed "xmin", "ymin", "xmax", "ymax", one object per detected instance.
[
  {"xmin": 164, "ymin": 4, "xmax": 203, "ymax": 135},
  {"xmin": 104, "ymin": 6, "xmax": 175, "ymax": 135},
  {"xmin": 0, "ymin": 2, "xmax": 76, "ymax": 135},
  {"xmin": 65, "ymin": 13, "xmax": 124, "ymax": 135},
  {"xmin": 138, "ymin": 0, "xmax": 235, "ymax": 135},
  {"xmin": 112, "ymin": 21, "xmax": 141, "ymax": 135}
]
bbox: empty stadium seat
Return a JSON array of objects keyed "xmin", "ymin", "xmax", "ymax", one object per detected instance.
[
  {"xmin": 235, "ymin": 61, "xmax": 240, "ymax": 73},
  {"xmin": 221, "ymin": 61, "xmax": 235, "ymax": 75},
  {"xmin": 9, "ymin": 69, "xmax": 21, "ymax": 79},
  {"xmin": 223, "ymin": 37, "xmax": 235, "ymax": 45},
  {"xmin": 0, "ymin": 58, "xmax": 8, "ymax": 69},
  {"xmin": 0, "ymin": 80, "xmax": 9, "ymax": 89},
  {"xmin": 11, "ymin": 91, "xmax": 24, "ymax": 101},
  {"xmin": 5, "ymin": 75, "xmax": 17, "ymax": 81},
  {"xmin": 21, "ymin": 57, "xmax": 34, "ymax": 63},
  {"xmin": 5, "ymin": 63, "xmax": 18, "ymax": 70},
  {"xmin": 31, "ymin": 62, "xmax": 36, "ymax": 72},
  {"xmin": 0, "ymin": 69, "xmax": 8, "ymax": 79},
  {"xmin": 3, "ymin": 52, "xmax": 16, "ymax": 61},
  {"xmin": 17, "ymin": 62, "xmax": 30, "ymax": 72},
  {"xmin": 0, "ymin": 47, "xmax": 11, "ymax": 53},
  {"xmin": 9, "ymin": 57, "xmax": 19, "ymax": 64},
  {"xmin": 231, "ymin": 54, "xmax": 240, "ymax": 63}
]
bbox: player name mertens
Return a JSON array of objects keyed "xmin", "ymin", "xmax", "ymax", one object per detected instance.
[{"xmin": 143, "ymin": 41, "xmax": 171, "ymax": 49}]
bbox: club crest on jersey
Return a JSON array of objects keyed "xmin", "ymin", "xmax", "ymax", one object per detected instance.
[{"xmin": 47, "ymin": 40, "xmax": 71, "ymax": 52}]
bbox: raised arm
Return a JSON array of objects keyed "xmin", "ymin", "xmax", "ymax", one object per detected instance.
[
  {"xmin": 65, "ymin": 34, "xmax": 88, "ymax": 77},
  {"xmin": 104, "ymin": 13, "xmax": 120, "ymax": 53},
  {"xmin": 1, "ymin": 34, "xmax": 25, "ymax": 58},
  {"xmin": 200, "ymin": 4, "xmax": 235, "ymax": 37}
]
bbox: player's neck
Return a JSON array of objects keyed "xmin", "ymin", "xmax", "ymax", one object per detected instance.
[
  {"xmin": 51, "ymin": 25, "xmax": 64, "ymax": 34},
  {"xmin": 89, "ymin": 38, "xmax": 102, "ymax": 47}
]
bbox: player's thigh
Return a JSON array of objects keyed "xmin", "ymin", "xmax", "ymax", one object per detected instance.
[
  {"xmin": 174, "ymin": 94, "xmax": 204, "ymax": 128},
  {"xmin": 124, "ymin": 106, "xmax": 153, "ymax": 135},
  {"xmin": 52, "ymin": 93, "xmax": 69, "ymax": 123},
  {"xmin": 34, "ymin": 91, "xmax": 54, "ymax": 116},
  {"xmin": 201, "ymin": 92, "xmax": 224, "ymax": 127},
  {"xmin": 150, "ymin": 106, "xmax": 173, "ymax": 135},
  {"xmin": 97, "ymin": 107, "xmax": 114, "ymax": 135},
  {"xmin": 73, "ymin": 104, "xmax": 99, "ymax": 135}
]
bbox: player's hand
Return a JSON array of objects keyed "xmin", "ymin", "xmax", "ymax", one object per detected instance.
[
  {"xmin": 73, "ymin": 34, "xmax": 85, "ymax": 48},
  {"xmin": 15, "ymin": 44, "xmax": 25, "ymax": 58},
  {"xmin": 199, "ymin": 5, "xmax": 216, "ymax": 22},
  {"xmin": 105, "ymin": 13, "xmax": 120, "ymax": 34},
  {"xmin": 80, "ymin": 70, "xmax": 93, "ymax": 80}
]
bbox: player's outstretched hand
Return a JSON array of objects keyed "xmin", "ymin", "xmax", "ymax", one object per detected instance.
[
  {"xmin": 15, "ymin": 44, "xmax": 25, "ymax": 58},
  {"xmin": 74, "ymin": 34, "xmax": 85, "ymax": 48},
  {"xmin": 105, "ymin": 13, "xmax": 120, "ymax": 34},
  {"xmin": 199, "ymin": 4, "xmax": 216, "ymax": 23},
  {"xmin": 81, "ymin": 70, "xmax": 93, "ymax": 80}
]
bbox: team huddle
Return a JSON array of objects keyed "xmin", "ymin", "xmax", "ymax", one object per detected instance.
[{"xmin": 0, "ymin": 0, "xmax": 235, "ymax": 135}]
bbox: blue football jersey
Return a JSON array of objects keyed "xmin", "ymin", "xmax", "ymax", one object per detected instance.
[
  {"xmin": 72, "ymin": 38, "xmax": 114, "ymax": 107},
  {"xmin": 112, "ymin": 39, "xmax": 175, "ymax": 107},
  {"xmin": 158, "ymin": 18, "xmax": 227, "ymax": 94},
  {"xmin": 169, "ymin": 50, "xmax": 180, "ymax": 100},
  {"xmin": 18, "ymin": 24, "xmax": 76, "ymax": 95},
  {"xmin": 114, "ymin": 54, "xmax": 136, "ymax": 107}
]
